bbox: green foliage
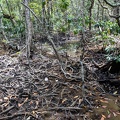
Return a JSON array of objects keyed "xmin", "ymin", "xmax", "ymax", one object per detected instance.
[
  {"xmin": 13, "ymin": 20, "xmax": 25, "ymax": 35},
  {"xmin": 94, "ymin": 20, "xmax": 120, "ymax": 55},
  {"xmin": 106, "ymin": 52, "xmax": 120, "ymax": 62},
  {"xmin": 105, "ymin": 41, "xmax": 120, "ymax": 62},
  {"xmin": 59, "ymin": 0, "xmax": 69, "ymax": 12},
  {"xmin": 94, "ymin": 20, "xmax": 120, "ymax": 35},
  {"xmin": 2, "ymin": 19, "xmax": 25, "ymax": 38},
  {"xmin": 42, "ymin": 0, "xmax": 46, "ymax": 6},
  {"xmin": 85, "ymin": 16, "xmax": 94, "ymax": 26},
  {"xmin": 29, "ymin": 2, "xmax": 40, "ymax": 15},
  {"xmin": 0, "ymin": 0, "xmax": 119, "ymax": 44}
]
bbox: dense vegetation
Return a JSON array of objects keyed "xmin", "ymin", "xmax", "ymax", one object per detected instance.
[{"xmin": 0, "ymin": 0, "xmax": 120, "ymax": 59}]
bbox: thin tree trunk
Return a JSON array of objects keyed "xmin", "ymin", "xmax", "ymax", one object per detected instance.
[
  {"xmin": 88, "ymin": 0, "xmax": 94, "ymax": 30},
  {"xmin": 101, "ymin": 1, "xmax": 104, "ymax": 20},
  {"xmin": 42, "ymin": 0, "xmax": 46, "ymax": 32},
  {"xmin": 97, "ymin": 4, "xmax": 99, "ymax": 21},
  {"xmin": 114, "ymin": 0, "xmax": 120, "ymax": 26},
  {"xmin": 24, "ymin": 0, "xmax": 32, "ymax": 58}
]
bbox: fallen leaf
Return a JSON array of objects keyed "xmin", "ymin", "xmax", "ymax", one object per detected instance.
[
  {"xmin": 102, "ymin": 114, "xmax": 106, "ymax": 118},
  {"xmin": 18, "ymin": 103, "xmax": 21, "ymax": 107},
  {"xmin": 113, "ymin": 112, "xmax": 117, "ymax": 117},
  {"xmin": 115, "ymin": 99, "xmax": 118, "ymax": 104},
  {"xmin": 36, "ymin": 101, "xmax": 39, "ymax": 106},
  {"xmin": 74, "ymin": 96, "xmax": 78, "ymax": 98},
  {"xmin": 107, "ymin": 113, "xmax": 111, "ymax": 118},
  {"xmin": 4, "ymin": 97, "xmax": 8, "ymax": 100},
  {"xmin": 62, "ymin": 98, "xmax": 67, "ymax": 103},
  {"xmin": 113, "ymin": 91, "xmax": 117, "ymax": 95},
  {"xmin": 79, "ymin": 99, "xmax": 83, "ymax": 104},
  {"xmin": 32, "ymin": 111, "xmax": 35, "ymax": 114},
  {"xmin": 116, "ymin": 112, "xmax": 120, "ymax": 115},
  {"xmin": 100, "ymin": 100, "xmax": 108, "ymax": 103},
  {"xmin": 100, "ymin": 117, "xmax": 104, "ymax": 120},
  {"xmin": 102, "ymin": 106, "xmax": 107, "ymax": 108},
  {"xmin": 101, "ymin": 114, "xmax": 106, "ymax": 120}
]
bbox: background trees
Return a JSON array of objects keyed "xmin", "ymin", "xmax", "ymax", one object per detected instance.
[{"xmin": 0, "ymin": 0, "xmax": 119, "ymax": 55}]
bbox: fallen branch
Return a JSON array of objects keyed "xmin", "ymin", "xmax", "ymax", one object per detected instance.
[
  {"xmin": 0, "ymin": 112, "xmax": 38, "ymax": 120},
  {"xmin": 48, "ymin": 107, "xmax": 82, "ymax": 111},
  {"xmin": 0, "ymin": 106, "xmax": 15, "ymax": 115}
]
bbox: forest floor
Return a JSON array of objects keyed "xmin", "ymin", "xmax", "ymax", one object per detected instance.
[{"xmin": 0, "ymin": 34, "xmax": 120, "ymax": 120}]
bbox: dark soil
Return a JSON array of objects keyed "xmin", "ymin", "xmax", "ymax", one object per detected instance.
[{"xmin": 0, "ymin": 34, "xmax": 120, "ymax": 120}]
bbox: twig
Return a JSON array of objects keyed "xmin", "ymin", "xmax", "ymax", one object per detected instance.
[
  {"xmin": 21, "ymin": 2, "xmax": 42, "ymax": 24},
  {"xmin": 47, "ymin": 35, "xmax": 81, "ymax": 80},
  {"xmin": 0, "ymin": 106, "xmax": 15, "ymax": 115},
  {"xmin": 47, "ymin": 35, "xmax": 62, "ymax": 64},
  {"xmin": 48, "ymin": 107, "xmax": 82, "ymax": 111}
]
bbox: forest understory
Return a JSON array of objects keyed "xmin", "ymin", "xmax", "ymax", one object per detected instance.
[{"xmin": 0, "ymin": 33, "xmax": 120, "ymax": 120}]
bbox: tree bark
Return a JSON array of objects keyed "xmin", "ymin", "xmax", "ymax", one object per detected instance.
[
  {"xmin": 88, "ymin": 0, "xmax": 94, "ymax": 30},
  {"xmin": 113, "ymin": 0, "xmax": 120, "ymax": 26},
  {"xmin": 24, "ymin": 0, "xmax": 32, "ymax": 58}
]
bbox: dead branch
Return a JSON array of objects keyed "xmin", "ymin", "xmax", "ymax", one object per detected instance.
[
  {"xmin": 92, "ymin": 59, "xmax": 105, "ymax": 68},
  {"xmin": 0, "ymin": 106, "xmax": 15, "ymax": 115},
  {"xmin": 47, "ymin": 35, "xmax": 82, "ymax": 81},
  {"xmin": 0, "ymin": 112, "xmax": 38, "ymax": 120},
  {"xmin": 48, "ymin": 107, "xmax": 82, "ymax": 111},
  {"xmin": 47, "ymin": 35, "xmax": 62, "ymax": 64}
]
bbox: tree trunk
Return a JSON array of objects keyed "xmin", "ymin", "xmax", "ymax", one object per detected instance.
[
  {"xmin": 114, "ymin": 0, "xmax": 120, "ymax": 26},
  {"xmin": 97, "ymin": 4, "xmax": 99, "ymax": 21},
  {"xmin": 101, "ymin": 1, "xmax": 104, "ymax": 20},
  {"xmin": 88, "ymin": 0, "xmax": 94, "ymax": 30},
  {"xmin": 42, "ymin": 0, "xmax": 46, "ymax": 32},
  {"xmin": 24, "ymin": 0, "xmax": 32, "ymax": 58}
]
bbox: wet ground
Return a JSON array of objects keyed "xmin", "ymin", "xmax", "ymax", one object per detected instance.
[{"xmin": 0, "ymin": 36, "xmax": 120, "ymax": 120}]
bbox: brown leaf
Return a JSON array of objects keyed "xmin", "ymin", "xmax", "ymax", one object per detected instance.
[
  {"xmin": 79, "ymin": 99, "xmax": 83, "ymax": 104},
  {"xmin": 100, "ymin": 114, "xmax": 106, "ymax": 120},
  {"xmin": 102, "ymin": 106, "xmax": 107, "ymax": 108},
  {"xmin": 102, "ymin": 114, "xmax": 106, "ymax": 118},
  {"xmin": 32, "ymin": 111, "xmax": 35, "ymax": 114},
  {"xmin": 116, "ymin": 112, "xmax": 120, "ymax": 115},
  {"xmin": 74, "ymin": 96, "xmax": 78, "ymax": 99},
  {"xmin": 107, "ymin": 113, "xmax": 111, "ymax": 118},
  {"xmin": 62, "ymin": 98, "xmax": 67, "ymax": 103},
  {"xmin": 4, "ymin": 97, "xmax": 8, "ymax": 100},
  {"xmin": 113, "ymin": 112, "xmax": 117, "ymax": 117},
  {"xmin": 18, "ymin": 103, "xmax": 22, "ymax": 107},
  {"xmin": 100, "ymin": 100, "xmax": 108, "ymax": 103},
  {"xmin": 100, "ymin": 116, "xmax": 105, "ymax": 120}
]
